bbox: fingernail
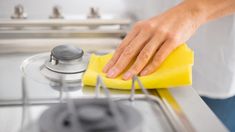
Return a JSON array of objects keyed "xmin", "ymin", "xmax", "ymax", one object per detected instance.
[
  {"xmin": 107, "ymin": 68, "xmax": 117, "ymax": 78},
  {"xmin": 123, "ymin": 72, "xmax": 133, "ymax": 80},
  {"xmin": 140, "ymin": 70, "xmax": 148, "ymax": 76}
]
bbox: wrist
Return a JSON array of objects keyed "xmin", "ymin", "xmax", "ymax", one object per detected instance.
[{"xmin": 180, "ymin": 0, "xmax": 210, "ymax": 25}]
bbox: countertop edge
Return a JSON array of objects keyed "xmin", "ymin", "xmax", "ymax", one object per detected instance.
[{"xmin": 169, "ymin": 87, "xmax": 229, "ymax": 132}]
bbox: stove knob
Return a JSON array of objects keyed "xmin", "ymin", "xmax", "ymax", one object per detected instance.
[
  {"xmin": 49, "ymin": 5, "xmax": 64, "ymax": 19},
  {"xmin": 50, "ymin": 45, "xmax": 84, "ymax": 65},
  {"xmin": 87, "ymin": 7, "xmax": 100, "ymax": 19},
  {"xmin": 11, "ymin": 4, "xmax": 27, "ymax": 19}
]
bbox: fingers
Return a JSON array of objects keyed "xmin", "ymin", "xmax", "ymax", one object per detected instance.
[
  {"xmin": 106, "ymin": 30, "xmax": 151, "ymax": 78},
  {"xmin": 122, "ymin": 35, "xmax": 164, "ymax": 80},
  {"xmin": 140, "ymin": 40, "xmax": 178, "ymax": 76},
  {"xmin": 102, "ymin": 27, "xmax": 140, "ymax": 73}
]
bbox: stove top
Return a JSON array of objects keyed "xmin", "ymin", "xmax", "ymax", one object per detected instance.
[{"xmin": 0, "ymin": 45, "xmax": 195, "ymax": 132}]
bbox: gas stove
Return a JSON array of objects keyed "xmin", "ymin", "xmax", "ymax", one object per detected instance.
[
  {"xmin": 0, "ymin": 2, "xmax": 228, "ymax": 132},
  {"xmin": 17, "ymin": 44, "xmax": 193, "ymax": 132}
]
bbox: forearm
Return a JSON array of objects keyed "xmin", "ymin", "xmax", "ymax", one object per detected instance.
[
  {"xmin": 104, "ymin": 0, "xmax": 235, "ymax": 79},
  {"xmin": 183, "ymin": 0, "xmax": 235, "ymax": 24}
]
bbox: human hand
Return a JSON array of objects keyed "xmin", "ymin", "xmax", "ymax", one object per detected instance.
[{"xmin": 103, "ymin": 1, "xmax": 206, "ymax": 80}]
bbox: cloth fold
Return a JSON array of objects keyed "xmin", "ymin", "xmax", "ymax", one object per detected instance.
[{"xmin": 82, "ymin": 44, "xmax": 194, "ymax": 89}]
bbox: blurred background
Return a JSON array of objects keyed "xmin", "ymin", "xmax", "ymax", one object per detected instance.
[{"xmin": 0, "ymin": 0, "xmax": 180, "ymax": 20}]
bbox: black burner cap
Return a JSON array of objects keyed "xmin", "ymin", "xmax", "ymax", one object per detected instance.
[
  {"xmin": 39, "ymin": 99, "xmax": 142, "ymax": 132},
  {"xmin": 51, "ymin": 45, "xmax": 84, "ymax": 61}
]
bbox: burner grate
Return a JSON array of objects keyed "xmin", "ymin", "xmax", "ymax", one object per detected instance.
[
  {"xmin": 39, "ymin": 99, "xmax": 142, "ymax": 132},
  {"xmin": 20, "ymin": 75, "xmax": 194, "ymax": 132}
]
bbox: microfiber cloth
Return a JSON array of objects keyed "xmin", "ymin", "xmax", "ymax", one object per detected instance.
[{"xmin": 82, "ymin": 44, "xmax": 194, "ymax": 89}]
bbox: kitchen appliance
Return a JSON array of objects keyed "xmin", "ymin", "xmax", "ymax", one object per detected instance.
[
  {"xmin": 23, "ymin": 44, "xmax": 89, "ymax": 92},
  {"xmin": 19, "ymin": 44, "xmax": 194, "ymax": 132},
  {"xmin": 0, "ymin": 2, "xmax": 228, "ymax": 132}
]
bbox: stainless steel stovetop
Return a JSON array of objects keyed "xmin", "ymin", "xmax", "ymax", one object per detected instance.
[
  {"xmin": 14, "ymin": 43, "xmax": 193, "ymax": 132},
  {"xmin": 18, "ymin": 75, "xmax": 191, "ymax": 132},
  {"xmin": 0, "ymin": 4, "xmax": 228, "ymax": 131},
  {"xmin": 0, "ymin": 44, "xmax": 228, "ymax": 132}
]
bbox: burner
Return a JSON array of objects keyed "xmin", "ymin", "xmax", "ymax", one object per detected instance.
[
  {"xmin": 40, "ymin": 45, "xmax": 89, "ymax": 90},
  {"xmin": 39, "ymin": 99, "xmax": 143, "ymax": 132},
  {"xmin": 51, "ymin": 45, "xmax": 84, "ymax": 61}
]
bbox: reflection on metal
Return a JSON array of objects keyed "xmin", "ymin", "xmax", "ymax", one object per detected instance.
[
  {"xmin": 49, "ymin": 5, "xmax": 64, "ymax": 19},
  {"xmin": 11, "ymin": 4, "xmax": 27, "ymax": 19}
]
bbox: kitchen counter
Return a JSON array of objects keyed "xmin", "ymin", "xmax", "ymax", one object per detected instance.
[{"xmin": 170, "ymin": 87, "xmax": 228, "ymax": 132}]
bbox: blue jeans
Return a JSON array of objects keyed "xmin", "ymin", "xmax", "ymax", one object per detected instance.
[{"xmin": 202, "ymin": 96, "xmax": 235, "ymax": 132}]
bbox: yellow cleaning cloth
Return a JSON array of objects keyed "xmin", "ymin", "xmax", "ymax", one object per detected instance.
[{"xmin": 82, "ymin": 44, "xmax": 194, "ymax": 89}]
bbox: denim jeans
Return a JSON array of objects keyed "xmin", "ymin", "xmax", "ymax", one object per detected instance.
[{"xmin": 202, "ymin": 96, "xmax": 235, "ymax": 132}]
